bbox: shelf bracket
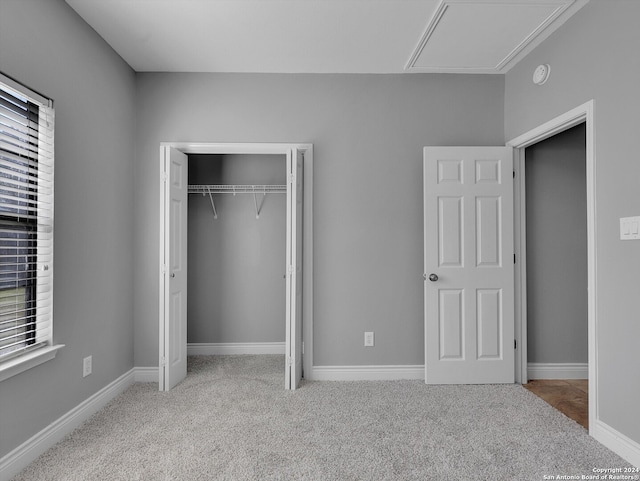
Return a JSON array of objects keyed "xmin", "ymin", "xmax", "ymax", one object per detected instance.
[
  {"xmin": 252, "ymin": 186, "xmax": 266, "ymax": 219},
  {"xmin": 206, "ymin": 186, "xmax": 218, "ymax": 219}
]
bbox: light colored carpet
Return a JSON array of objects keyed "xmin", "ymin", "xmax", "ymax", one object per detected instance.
[{"xmin": 13, "ymin": 355, "xmax": 630, "ymax": 480}]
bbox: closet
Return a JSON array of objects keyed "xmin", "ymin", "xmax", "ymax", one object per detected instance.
[
  {"xmin": 159, "ymin": 143, "xmax": 308, "ymax": 392},
  {"xmin": 187, "ymin": 154, "xmax": 287, "ymax": 354}
]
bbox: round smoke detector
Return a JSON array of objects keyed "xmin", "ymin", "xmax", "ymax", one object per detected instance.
[{"xmin": 533, "ymin": 64, "xmax": 551, "ymax": 85}]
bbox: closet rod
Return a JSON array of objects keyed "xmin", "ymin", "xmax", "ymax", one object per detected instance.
[
  {"xmin": 188, "ymin": 184, "xmax": 286, "ymax": 219},
  {"xmin": 188, "ymin": 184, "xmax": 287, "ymax": 194}
]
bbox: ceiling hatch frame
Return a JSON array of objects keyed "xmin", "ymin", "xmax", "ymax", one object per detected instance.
[{"xmin": 405, "ymin": 0, "xmax": 589, "ymax": 74}]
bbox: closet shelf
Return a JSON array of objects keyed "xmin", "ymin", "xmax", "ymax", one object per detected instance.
[
  {"xmin": 188, "ymin": 184, "xmax": 287, "ymax": 194},
  {"xmin": 188, "ymin": 184, "xmax": 286, "ymax": 219}
]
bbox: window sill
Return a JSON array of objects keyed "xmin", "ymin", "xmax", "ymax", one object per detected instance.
[{"xmin": 0, "ymin": 345, "xmax": 65, "ymax": 383}]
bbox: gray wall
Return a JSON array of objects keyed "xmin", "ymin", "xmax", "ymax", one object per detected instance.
[
  {"xmin": 187, "ymin": 154, "xmax": 286, "ymax": 343},
  {"xmin": 3, "ymin": 0, "xmax": 638, "ymax": 465},
  {"xmin": 525, "ymin": 124, "xmax": 587, "ymax": 364},
  {"xmin": 134, "ymin": 73, "xmax": 505, "ymax": 367},
  {"xmin": 0, "ymin": 0, "xmax": 136, "ymax": 459},
  {"xmin": 505, "ymin": 0, "xmax": 640, "ymax": 446}
]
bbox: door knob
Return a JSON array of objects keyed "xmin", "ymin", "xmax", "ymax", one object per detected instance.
[
  {"xmin": 170, "ymin": 273, "xmax": 175, "ymax": 278},
  {"xmin": 428, "ymin": 273, "xmax": 438, "ymax": 282}
]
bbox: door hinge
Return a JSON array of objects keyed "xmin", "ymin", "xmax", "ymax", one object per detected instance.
[
  {"xmin": 514, "ymin": 254, "xmax": 516, "ymax": 264},
  {"xmin": 514, "ymin": 339, "xmax": 517, "ymax": 350},
  {"xmin": 161, "ymin": 264, "xmax": 167, "ymax": 275},
  {"xmin": 288, "ymin": 265, "xmax": 294, "ymax": 275},
  {"xmin": 286, "ymin": 356, "xmax": 294, "ymax": 366},
  {"xmin": 161, "ymin": 356, "xmax": 167, "ymax": 367},
  {"xmin": 513, "ymin": 171, "xmax": 516, "ymax": 179},
  {"xmin": 289, "ymin": 174, "xmax": 295, "ymax": 183},
  {"xmin": 162, "ymin": 172, "xmax": 167, "ymax": 182}
]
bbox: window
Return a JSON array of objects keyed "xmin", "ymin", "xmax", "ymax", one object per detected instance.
[{"xmin": 0, "ymin": 74, "xmax": 54, "ymax": 369}]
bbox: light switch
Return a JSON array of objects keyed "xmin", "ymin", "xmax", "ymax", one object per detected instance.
[{"xmin": 620, "ymin": 216, "xmax": 640, "ymax": 240}]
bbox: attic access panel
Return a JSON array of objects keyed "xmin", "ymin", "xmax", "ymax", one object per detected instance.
[{"xmin": 406, "ymin": 0, "xmax": 583, "ymax": 74}]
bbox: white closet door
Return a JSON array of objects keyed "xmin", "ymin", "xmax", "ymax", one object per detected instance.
[
  {"xmin": 285, "ymin": 148, "xmax": 304, "ymax": 389},
  {"xmin": 423, "ymin": 146, "xmax": 514, "ymax": 384},
  {"xmin": 160, "ymin": 146, "xmax": 188, "ymax": 391}
]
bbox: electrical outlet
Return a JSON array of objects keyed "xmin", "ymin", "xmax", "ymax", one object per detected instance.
[
  {"xmin": 83, "ymin": 356, "xmax": 92, "ymax": 378},
  {"xmin": 364, "ymin": 331, "xmax": 374, "ymax": 347}
]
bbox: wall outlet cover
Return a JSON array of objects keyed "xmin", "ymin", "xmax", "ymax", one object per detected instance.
[
  {"xmin": 364, "ymin": 331, "xmax": 374, "ymax": 347},
  {"xmin": 83, "ymin": 356, "xmax": 92, "ymax": 377}
]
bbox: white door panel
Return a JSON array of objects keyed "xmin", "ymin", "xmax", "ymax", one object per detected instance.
[
  {"xmin": 161, "ymin": 147, "xmax": 188, "ymax": 391},
  {"xmin": 424, "ymin": 147, "xmax": 514, "ymax": 384},
  {"xmin": 285, "ymin": 148, "xmax": 304, "ymax": 390},
  {"xmin": 293, "ymin": 149, "xmax": 304, "ymax": 387}
]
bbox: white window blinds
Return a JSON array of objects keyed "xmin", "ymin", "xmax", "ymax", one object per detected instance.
[{"xmin": 0, "ymin": 75, "xmax": 54, "ymax": 363}]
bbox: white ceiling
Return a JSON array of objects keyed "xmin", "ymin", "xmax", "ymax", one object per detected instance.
[{"xmin": 64, "ymin": 0, "xmax": 588, "ymax": 74}]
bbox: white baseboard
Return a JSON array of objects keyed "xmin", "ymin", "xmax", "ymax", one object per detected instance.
[
  {"xmin": 187, "ymin": 342, "xmax": 285, "ymax": 356},
  {"xmin": 308, "ymin": 365, "xmax": 425, "ymax": 381},
  {"xmin": 0, "ymin": 369, "xmax": 135, "ymax": 481},
  {"xmin": 133, "ymin": 366, "xmax": 159, "ymax": 383},
  {"xmin": 591, "ymin": 419, "xmax": 640, "ymax": 468},
  {"xmin": 527, "ymin": 362, "xmax": 588, "ymax": 379}
]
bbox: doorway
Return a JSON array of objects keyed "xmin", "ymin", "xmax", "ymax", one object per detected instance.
[
  {"xmin": 521, "ymin": 123, "xmax": 589, "ymax": 429},
  {"xmin": 524, "ymin": 123, "xmax": 588, "ymax": 376},
  {"xmin": 508, "ymin": 100, "xmax": 596, "ymax": 433},
  {"xmin": 158, "ymin": 143, "xmax": 313, "ymax": 392}
]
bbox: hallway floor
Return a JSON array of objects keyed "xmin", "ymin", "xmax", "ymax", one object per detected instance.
[{"xmin": 524, "ymin": 379, "xmax": 589, "ymax": 430}]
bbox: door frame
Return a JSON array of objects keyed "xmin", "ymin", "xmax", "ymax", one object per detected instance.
[
  {"xmin": 507, "ymin": 100, "xmax": 596, "ymax": 432},
  {"xmin": 158, "ymin": 142, "xmax": 314, "ymax": 391}
]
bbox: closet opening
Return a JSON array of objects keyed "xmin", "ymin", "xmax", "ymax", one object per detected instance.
[
  {"xmin": 187, "ymin": 153, "xmax": 287, "ymax": 370},
  {"xmin": 159, "ymin": 143, "xmax": 313, "ymax": 392}
]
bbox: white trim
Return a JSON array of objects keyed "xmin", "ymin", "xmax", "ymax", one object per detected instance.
[
  {"xmin": 159, "ymin": 142, "xmax": 311, "ymax": 156},
  {"xmin": 133, "ymin": 366, "xmax": 160, "ymax": 383},
  {"xmin": 187, "ymin": 342, "xmax": 286, "ymax": 356},
  {"xmin": 591, "ymin": 420, "xmax": 640, "ymax": 469},
  {"xmin": 0, "ymin": 345, "xmax": 64, "ymax": 383},
  {"xmin": 158, "ymin": 142, "xmax": 313, "ymax": 392},
  {"xmin": 302, "ymin": 147, "xmax": 314, "ymax": 385},
  {"xmin": 0, "ymin": 369, "xmax": 135, "ymax": 481},
  {"xmin": 513, "ymin": 147, "xmax": 528, "ymax": 383},
  {"xmin": 307, "ymin": 365, "xmax": 425, "ymax": 381},
  {"xmin": 405, "ymin": 0, "xmax": 588, "ymax": 74},
  {"xmin": 507, "ymin": 100, "xmax": 597, "ymax": 433},
  {"xmin": 507, "ymin": 102, "xmax": 594, "ymax": 149},
  {"xmin": 527, "ymin": 363, "xmax": 588, "ymax": 379},
  {"xmin": 158, "ymin": 147, "xmax": 167, "ymax": 391},
  {"xmin": 405, "ymin": 0, "xmax": 448, "ymax": 71}
]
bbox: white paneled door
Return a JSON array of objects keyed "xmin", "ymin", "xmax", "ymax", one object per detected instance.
[
  {"xmin": 285, "ymin": 148, "xmax": 304, "ymax": 390},
  {"xmin": 160, "ymin": 147, "xmax": 188, "ymax": 391},
  {"xmin": 423, "ymin": 147, "xmax": 514, "ymax": 384}
]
